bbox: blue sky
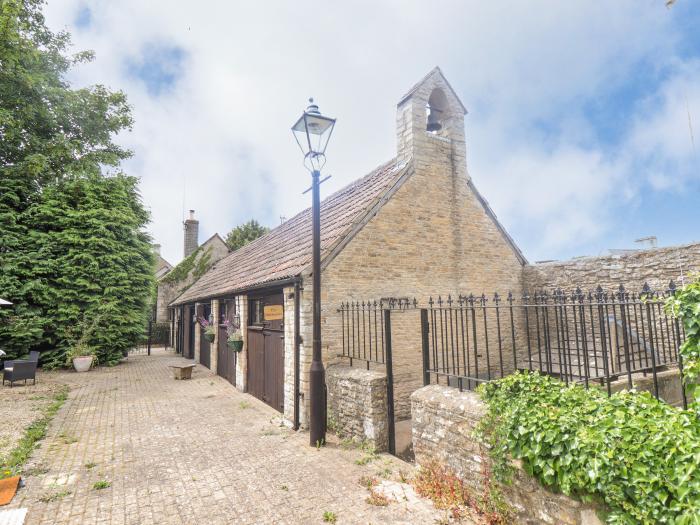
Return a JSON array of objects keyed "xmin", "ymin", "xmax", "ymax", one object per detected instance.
[{"xmin": 46, "ymin": 1, "xmax": 700, "ymax": 265}]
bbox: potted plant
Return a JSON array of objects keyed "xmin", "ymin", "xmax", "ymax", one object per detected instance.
[
  {"xmin": 227, "ymin": 329, "xmax": 243, "ymax": 352},
  {"xmin": 66, "ymin": 342, "xmax": 96, "ymax": 372},
  {"xmin": 199, "ymin": 317, "xmax": 216, "ymax": 343},
  {"xmin": 65, "ymin": 313, "xmax": 101, "ymax": 372}
]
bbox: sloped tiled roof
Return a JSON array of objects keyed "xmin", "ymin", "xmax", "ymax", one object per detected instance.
[{"xmin": 171, "ymin": 159, "xmax": 409, "ymax": 305}]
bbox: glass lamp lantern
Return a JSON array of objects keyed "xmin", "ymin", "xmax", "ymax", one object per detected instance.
[{"xmin": 291, "ymin": 98, "xmax": 336, "ymax": 172}]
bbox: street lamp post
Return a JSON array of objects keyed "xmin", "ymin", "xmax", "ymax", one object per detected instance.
[{"xmin": 292, "ymin": 98, "xmax": 336, "ymax": 447}]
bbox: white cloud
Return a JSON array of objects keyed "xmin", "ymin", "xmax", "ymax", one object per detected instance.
[
  {"xmin": 43, "ymin": 0, "xmax": 695, "ymax": 264},
  {"xmin": 626, "ymin": 60, "xmax": 700, "ymax": 187}
]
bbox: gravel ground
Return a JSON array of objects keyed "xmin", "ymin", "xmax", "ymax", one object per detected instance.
[{"xmin": 0, "ymin": 369, "xmax": 69, "ymax": 463}]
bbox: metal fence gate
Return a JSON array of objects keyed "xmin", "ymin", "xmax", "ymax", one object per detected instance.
[{"xmin": 338, "ymin": 299, "xmax": 417, "ymax": 455}]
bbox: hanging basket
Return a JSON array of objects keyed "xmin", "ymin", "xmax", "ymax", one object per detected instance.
[
  {"xmin": 228, "ymin": 339, "xmax": 244, "ymax": 352},
  {"xmin": 204, "ymin": 332, "xmax": 215, "ymax": 343}
]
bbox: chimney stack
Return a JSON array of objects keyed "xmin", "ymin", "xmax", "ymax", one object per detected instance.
[
  {"xmin": 152, "ymin": 244, "xmax": 162, "ymax": 256},
  {"xmin": 183, "ymin": 209, "xmax": 199, "ymax": 258}
]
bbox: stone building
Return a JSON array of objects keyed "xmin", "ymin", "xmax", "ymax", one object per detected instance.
[
  {"xmin": 154, "ymin": 211, "xmax": 229, "ymax": 324},
  {"xmin": 153, "ymin": 244, "xmax": 173, "ymax": 281},
  {"xmin": 169, "ymin": 68, "xmax": 527, "ymax": 431}
]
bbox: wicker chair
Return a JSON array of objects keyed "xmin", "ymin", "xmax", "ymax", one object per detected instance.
[{"xmin": 2, "ymin": 351, "xmax": 39, "ymax": 387}]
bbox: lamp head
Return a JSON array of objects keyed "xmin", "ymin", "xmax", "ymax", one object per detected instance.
[{"xmin": 292, "ymin": 98, "xmax": 336, "ymax": 172}]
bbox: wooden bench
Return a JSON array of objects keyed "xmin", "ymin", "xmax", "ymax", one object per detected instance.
[{"xmin": 169, "ymin": 364, "xmax": 196, "ymax": 380}]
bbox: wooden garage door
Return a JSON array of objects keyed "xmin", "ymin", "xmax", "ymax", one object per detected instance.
[
  {"xmin": 217, "ymin": 324, "xmax": 236, "ymax": 386},
  {"xmin": 199, "ymin": 303, "xmax": 212, "ymax": 369},
  {"xmin": 247, "ymin": 292, "xmax": 284, "ymax": 412},
  {"xmin": 183, "ymin": 305, "xmax": 195, "ymax": 359}
]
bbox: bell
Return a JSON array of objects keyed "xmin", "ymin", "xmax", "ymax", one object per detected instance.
[{"xmin": 426, "ymin": 108, "xmax": 442, "ymax": 132}]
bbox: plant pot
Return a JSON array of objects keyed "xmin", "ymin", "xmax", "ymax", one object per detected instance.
[
  {"xmin": 228, "ymin": 340, "xmax": 243, "ymax": 352},
  {"xmin": 205, "ymin": 333, "xmax": 215, "ymax": 343},
  {"xmin": 73, "ymin": 356, "xmax": 94, "ymax": 372}
]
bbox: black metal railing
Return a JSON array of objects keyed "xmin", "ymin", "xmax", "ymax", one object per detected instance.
[
  {"xmin": 423, "ymin": 293, "xmax": 517, "ymax": 391},
  {"xmin": 422, "ymin": 283, "xmax": 686, "ymax": 404},
  {"xmin": 338, "ymin": 298, "xmax": 416, "ymax": 366},
  {"xmin": 338, "ymin": 282, "xmax": 687, "ymax": 407},
  {"xmin": 337, "ymin": 298, "xmax": 417, "ymax": 455}
]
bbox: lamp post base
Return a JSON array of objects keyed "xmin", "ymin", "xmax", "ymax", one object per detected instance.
[{"xmin": 309, "ymin": 358, "xmax": 326, "ymax": 446}]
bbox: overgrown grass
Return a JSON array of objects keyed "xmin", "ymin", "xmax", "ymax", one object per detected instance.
[
  {"xmin": 412, "ymin": 461, "xmax": 510, "ymax": 524},
  {"xmin": 0, "ymin": 386, "xmax": 69, "ymax": 480}
]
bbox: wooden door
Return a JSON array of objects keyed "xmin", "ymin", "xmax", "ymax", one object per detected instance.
[
  {"xmin": 199, "ymin": 303, "xmax": 212, "ymax": 369},
  {"xmin": 183, "ymin": 305, "xmax": 194, "ymax": 359},
  {"xmin": 246, "ymin": 292, "xmax": 285, "ymax": 412},
  {"xmin": 217, "ymin": 325, "xmax": 236, "ymax": 386}
]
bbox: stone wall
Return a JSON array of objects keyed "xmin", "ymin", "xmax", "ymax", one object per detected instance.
[
  {"xmin": 326, "ymin": 364, "xmax": 389, "ymax": 451},
  {"xmin": 608, "ymin": 367, "xmax": 687, "ymax": 407},
  {"xmin": 524, "ymin": 242, "xmax": 700, "ymax": 293},
  {"xmin": 411, "ymin": 385, "xmax": 603, "ymax": 525}
]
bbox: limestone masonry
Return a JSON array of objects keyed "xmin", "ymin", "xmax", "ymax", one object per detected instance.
[{"xmin": 411, "ymin": 385, "xmax": 604, "ymax": 525}]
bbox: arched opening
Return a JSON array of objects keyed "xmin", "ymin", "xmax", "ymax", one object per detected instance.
[{"xmin": 426, "ymin": 88, "xmax": 449, "ymax": 133}]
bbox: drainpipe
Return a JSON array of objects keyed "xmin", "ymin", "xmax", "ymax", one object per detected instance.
[{"xmin": 293, "ymin": 279, "xmax": 301, "ymax": 431}]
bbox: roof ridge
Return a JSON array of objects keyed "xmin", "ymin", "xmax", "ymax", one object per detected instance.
[
  {"xmin": 211, "ymin": 158, "xmax": 401, "ymax": 263},
  {"xmin": 171, "ymin": 157, "xmax": 407, "ymax": 304}
]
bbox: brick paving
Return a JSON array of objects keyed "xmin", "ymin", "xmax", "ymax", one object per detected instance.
[{"xmin": 7, "ymin": 350, "xmax": 448, "ymax": 524}]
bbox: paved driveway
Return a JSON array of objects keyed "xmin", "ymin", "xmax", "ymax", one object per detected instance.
[{"xmin": 7, "ymin": 351, "xmax": 445, "ymax": 524}]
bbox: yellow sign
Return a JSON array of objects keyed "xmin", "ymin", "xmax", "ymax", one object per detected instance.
[{"xmin": 263, "ymin": 305, "xmax": 283, "ymax": 321}]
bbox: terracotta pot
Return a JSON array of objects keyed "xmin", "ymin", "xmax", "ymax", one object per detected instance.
[
  {"xmin": 228, "ymin": 339, "xmax": 243, "ymax": 352},
  {"xmin": 73, "ymin": 355, "xmax": 94, "ymax": 372}
]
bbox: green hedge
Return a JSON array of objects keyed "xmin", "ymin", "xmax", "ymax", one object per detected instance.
[{"xmin": 479, "ymin": 372, "xmax": 700, "ymax": 524}]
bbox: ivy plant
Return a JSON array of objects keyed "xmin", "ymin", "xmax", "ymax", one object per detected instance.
[
  {"xmin": 479, "ymin": 372, "xmax": 700, "ymax": 524},
  {"xmin": 665, "ymin": 275, "xmax": 700, "ymax": 412},
  {"xmin": 161, "ymin": 246, "xmax": 214, "ymax": 290}
]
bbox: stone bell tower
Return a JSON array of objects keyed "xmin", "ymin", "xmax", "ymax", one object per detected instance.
[{"xmin": 395, "ymin": 67, "xmax": 468, "ymax": 182}]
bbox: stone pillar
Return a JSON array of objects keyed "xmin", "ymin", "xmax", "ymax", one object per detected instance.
[
  {"xmin": 211, "ymin": 300, "xmax": 219, "ymax": 374},
  {"xmin": 326, "ymin": 364, "xmax": 389, "ymax": 451},
  {"xmin": 297, "ymin": 278, "xmax": 313, "ymax": 429},
  {"xmin": 236, "ymin": 295, "xmax": 248, "ymax": 391},
  {"xmin": 194, "ymin": 304, "xmax": 201, "ymax": 363},
  {"xmin": 283, "ymin": 286, "xmax": 296, "ymax": 427}
]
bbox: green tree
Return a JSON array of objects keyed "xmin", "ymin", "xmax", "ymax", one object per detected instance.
[
  {"xmin": 225, "ymin": 220, "xmax": 270, "ymax": 251},
  {"xmin": 0, "ymin": 0, "xmax": 153, "ymax": 366}
]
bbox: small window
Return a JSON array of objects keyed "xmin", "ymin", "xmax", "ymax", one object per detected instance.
[{"xmin": 249, "ymin": 299, "xmax": 264, "ymax": 326}]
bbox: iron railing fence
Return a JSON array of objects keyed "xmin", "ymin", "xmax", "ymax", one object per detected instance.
[
  {"xmin": 337, "ymin": 298, "xmax": 416, "ymax": 455},
  {"xmin": 137, "ymin": 322, "xmax": 170, "ymax": 346},
  {"xmin": 423, "ymin": 283, "xmax": 686, "ymax": 401},
  {"xmin": 337, "ymin": 282, "xmax": 687, "ymax": 407},
  {"xmin": 338, "ymin": 298, "xmax": 417, "ymax": 366}
]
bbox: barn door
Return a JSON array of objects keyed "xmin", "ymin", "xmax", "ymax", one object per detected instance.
[
  {"xmin": 217, "ymin": 299, "xmax": 237, "ymax": 386},
  {"xmin": 183, "ymin": 305, "xmax": 195, "ymax": 359},
  {"xmin": 247, "ymin": 292, "xmax": 284, "ymax": 412},
  {"xmin": 199, "ymin": 303, "xmax": 212, "ymax": 369}
]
